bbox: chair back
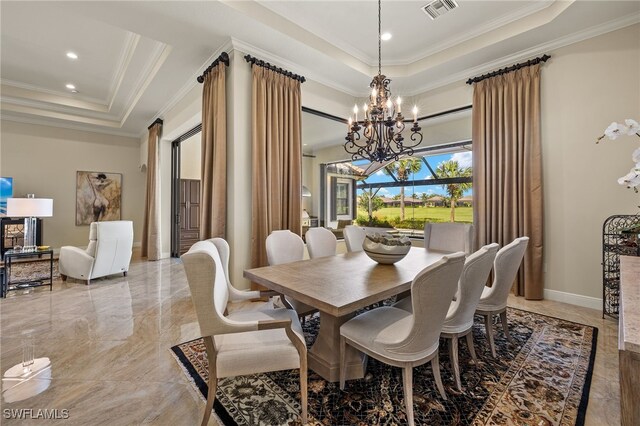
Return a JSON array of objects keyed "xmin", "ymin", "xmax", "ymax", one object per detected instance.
[
  {"xmin": 91, "ymin": 221, "xmax": 133, "ymax": 277},
  {"xmin": 181, "ymin": 240, "xmax": 230, "ymax": 337},
  {"xmin": 424, "ymin": 222, "xmax": 474, "ymax": 254},
  {"xmin": 445, "ymin": 243, "xmax": 499, "ymax": 330},
  {"xmin": 266, "ymin": 230, "xmax": 305, "ymax": 265},
  {"xmin": 386, "ymin": 252, "xmax": 465, "ymax": 355},
  {"xmin": 344, "ymin": 225, "xmax": 366, "ymax": 252},
  {"xmin": 482, "ymin": 237, "xmax": 529, "ymax": 309},
  {"xmin": 305, "ymin": 227, "xmax": 337, "ymax": 259}
]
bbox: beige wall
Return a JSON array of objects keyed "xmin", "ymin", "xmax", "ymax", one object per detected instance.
[
  {"xmin": 0, "ymin": 121, "xmax": 145, "ymax": 248},
  {"xmin": 179, "ymin": 133, "xmax": 201, "ymax": 180},
  {"xmin": 540, "ymin": 24, "xmax": 639, "ymax": 302}
]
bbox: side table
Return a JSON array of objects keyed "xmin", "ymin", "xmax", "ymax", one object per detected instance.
[{"xmin": 2, "ymin": 249, "xmax": 53, "ymax": 298}]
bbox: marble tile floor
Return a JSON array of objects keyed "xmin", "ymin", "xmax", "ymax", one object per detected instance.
[{"xmin": 0, "ymin": 257, "xmax": 620, "ymax": 425}]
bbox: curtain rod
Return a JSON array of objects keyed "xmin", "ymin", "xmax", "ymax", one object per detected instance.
[
  {"xmin": 197, "ymin": 52, "xmax": 230, "ymax": 83},
  {"xmin": 244, "ymin": 54, "xmax": 306, "ymax": 83},
  {"xmin": 147, "ymin": 118, "xmax": 163, "ymax": 130},
  {"xmin": 466, "ymin": 54, "xmax": 550, "ymax": 85}
]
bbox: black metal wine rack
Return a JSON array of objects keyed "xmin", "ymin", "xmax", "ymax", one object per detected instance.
[{"xmin": 602, "ymin": 214, "xmax": 640, "ymax": 319}]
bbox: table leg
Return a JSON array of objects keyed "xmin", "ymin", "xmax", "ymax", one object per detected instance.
[{"xmin": 308, "ymin": 311, "xmax": 366, "ymax": 382}]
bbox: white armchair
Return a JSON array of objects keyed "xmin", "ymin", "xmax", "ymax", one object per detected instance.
[
  {"xmin": 182, "ymin": 240, "xmax": 307, "ymax": 426},
  {"xmin": 59, "ymin": 221, "xmax": 133, "ymax": 284}
]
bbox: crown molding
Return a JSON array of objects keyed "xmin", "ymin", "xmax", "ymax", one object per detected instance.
[
  {"xmin": 118, "ymin": 42, "xmax": 172, "ymax": 125},
  {"xmin": 0, "ymin": 112, "xmax": 140, "ymax": 139},
  {"xmin": 229, "ymin": 37, "xmax": 362, "ymax": 97},
  {"xmin": 404, "ymin": 11, "xmax": 640, "ymax": 97},
  {"xmin": 107, "ymin": 32, "xmax": 140, "ymax": 111},
  {"xmin": 144, "ymin": 39, "xmax": 234, "ymax": 138},
  {"xmin": 1, "ymin": 79, "xmax": 107, "ymax": 107}
]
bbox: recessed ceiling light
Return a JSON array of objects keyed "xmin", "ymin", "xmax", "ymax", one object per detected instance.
[
  {"xmin": 381, "ymin": 32, "xmax": 392, "ymax": 41},
  {"xmin": 65, "ymin": 84, "xmax": 76, "ymax": 90},
  {"xmin": 66, "ymin": 52, "xmax": 78, "ymax": 60}
]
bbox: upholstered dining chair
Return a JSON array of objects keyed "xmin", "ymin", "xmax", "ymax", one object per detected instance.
[
  {"xmin": 343, "ymin": 225, "xmax": 366, "ymax": 252},
  {"xmin": 424, "ymin": 222, "xmax": 475, "ymax": 254},
  {"xmin": 182, "ymin": 240, "xmax": 308, "ymax": 426},
  {"xmin": 305, "ymin": 227, "xmax": 337, "ymax": 259},
  {"xmin": 266, "ymin": 230, "xmax": 317, "ymax": 319},
  {"xmin": 59, "ymin": 220, "xmax": 133, "ymax": 284},
  {"xmin": 476, "ymin": 237, "xmax": 529, "ymax": 357},
  {"xmin": 208, "ymin": 237, "xmax": 279, "ymax": 309},
  {"xmin": 339, "ymin": 253, "xmax": 466, "ymax": 426},
  {"xmin": 395, "ymin": 243, "xmax": 499, "ymax": 390}
]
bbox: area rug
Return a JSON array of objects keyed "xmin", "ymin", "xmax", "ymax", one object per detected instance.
[
  {"xmin": 5, "ymin": 258, "xmax": 60, "ymax": 281},
  {"xmin": 171, "ymin": 308, "xmax": 597, "ymax": 426}
]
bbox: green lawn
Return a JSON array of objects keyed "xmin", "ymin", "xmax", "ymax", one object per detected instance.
[{"xmin": 358, "ymin": 206, "xmax": 473, "ymax": 224}]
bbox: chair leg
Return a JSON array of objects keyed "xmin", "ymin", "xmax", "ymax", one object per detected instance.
[
  {"xmin": 339, "ymin": 336, "xmax": 347, "ymax": 390},
  {"xmin": 86, "ymin": 279, "xmax": 91, "ymax": 285},
  {"xmin": 202, "ymin": 336, "xmax": 218, "ymax": 426},
  {"xmin": 431, "ymin": 352, "xmax": 447, "ymax": 400},
  {"xmin": 465, "ymin": 332, "xmax": 478, "ymax": 364},
  {"xmin": 484, "ymin": 314, "xmax": 497, "ymax": 358},
  {"xmin": 299, "ymin": 353, "xmax": 308, "ymax": 424},
  {"xmin": 500, "ymin": 310, "xmax": 513, "ymax": 343},
  {"xmin": 402, "ymin": 366, "xmax": 415, "ymax": 426},
  {"xmin": 450, "ymin": 337, "xmax": 461, "ymax": 391},
  {"xmin": 123, "ymin": 271, "xmax": 127, "ymax": 277}
]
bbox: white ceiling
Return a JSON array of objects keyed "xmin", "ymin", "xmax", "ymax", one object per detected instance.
[{"xmin": 1, "ymin": 1, "xmax": 638, "ymax": 137}]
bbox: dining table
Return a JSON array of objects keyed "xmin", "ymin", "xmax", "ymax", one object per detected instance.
[{"xmin": 243, "ymin": 246, "xmax": 449, "ymax": 382}]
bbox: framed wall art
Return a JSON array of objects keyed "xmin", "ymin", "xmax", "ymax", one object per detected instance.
[{"xmin": 76, "ymin": 171, "xmax": 122, "ymax": 225}]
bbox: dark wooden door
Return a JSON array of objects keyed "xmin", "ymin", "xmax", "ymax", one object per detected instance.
[{"xmin": 179, "ymin": 179, "xmax": 201, "ymax": 255}]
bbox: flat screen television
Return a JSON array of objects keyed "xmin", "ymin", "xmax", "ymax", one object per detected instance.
[{"xmin": 0, "ymin": 177, "xmax": 13, "ymax": 216}]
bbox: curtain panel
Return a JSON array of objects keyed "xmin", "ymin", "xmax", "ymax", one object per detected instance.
[
  {"xmin": 200, "ymin": 63, "xmax": 227, "ymax": 240},
  {"xmin": 472, "ymin": 64, "xmax": 544, "ymax": 300},
  {"xmin": 251, "ymin": 67, "xmax": 303, "ymax": 268},
  {"xmin": 142, "ymin": 121, "xmax": 162, "ymax": 260}
]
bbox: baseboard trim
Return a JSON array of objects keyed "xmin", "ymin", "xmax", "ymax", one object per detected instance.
[{"xmin": 544, "ymin": 289, "xmax": 602, "ymax": 310}]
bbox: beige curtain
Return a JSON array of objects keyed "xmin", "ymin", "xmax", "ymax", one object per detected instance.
[
  {"xmin": 200, "ymin": 63, "xmax": 227, "ymax": 239},
  {"xmin": 472, "ymin": 64, "xmax": 544, "ymax": 300},
  {"xmin": 142, "ymin": 120, "xmax": 162, "ymax": 260},
  {"xmin": 251, "ymin": 67, "xmax": 302, "ymax": 268}
]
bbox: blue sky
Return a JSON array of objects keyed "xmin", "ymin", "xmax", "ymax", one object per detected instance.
[{"xmin": 355, "ymin": 152, "xmax": 472, "ymax": 198}]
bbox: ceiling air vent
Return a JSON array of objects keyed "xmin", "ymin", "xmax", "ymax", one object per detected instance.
[{"xmin": 422, "ymin": 0, "xmax": 459, "ymax": 20}]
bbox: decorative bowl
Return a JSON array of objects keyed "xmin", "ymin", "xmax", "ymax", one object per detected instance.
[{"xmin": 362, "ymin": 233, "xmax": 411, "ymax": 264}]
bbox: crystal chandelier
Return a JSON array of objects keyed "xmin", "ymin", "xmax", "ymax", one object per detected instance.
[{"xmin": 344, "ymin": 0, "xmax": 423, "ymax": 163}]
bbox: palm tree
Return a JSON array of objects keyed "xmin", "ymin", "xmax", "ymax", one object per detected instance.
[
  {"xmin": 383, "ymin": 158, "xmax": 422, "ymax": 220},
  {"xmin": 435, "ymin": 160, "xmax": 472, "ymax": 222}
]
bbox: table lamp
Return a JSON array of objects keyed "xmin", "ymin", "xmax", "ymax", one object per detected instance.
[{"xmin": 6, "ymin": 194, "xmax": 53, "ymax": 251}]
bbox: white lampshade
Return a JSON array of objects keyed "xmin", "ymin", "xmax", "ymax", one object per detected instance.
[
  {"xmin": 302, "ymin": 186, "xmax": 312, "ymax": 197},
  {"xmin": 7, "ymin": 198, "xmax": 53, "ymax": 217}
]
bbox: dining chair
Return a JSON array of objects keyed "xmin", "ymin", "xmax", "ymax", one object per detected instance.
[
  {"xmin": 339, "ymin": 252, "xmax": 466, "ymax": 426},
  {"xmin": 343, "ymin": 225, "xmax": 367, "ymax": 252},
  {"xmin": 424, "ymin": 222, "xmax": 475, "ymax": 254},
  {"xmin": 476, "ymin": 237, "xmax": 529, "ymax": 357},
  {"xmin": 396, "ymin": 243, "xmax": 499, "ymax": 390},
  {"xmin": 305, "ymin": 227, "xmax": 337, "ymax": 259},
  {"xmin": 266, "ymin": 230, "xmax": 318, "ymax": 319},
  {"xmin": 182, "ymin": 240, "xmax": 308, "ymax": 426},
  {"xmin": 208, "ymin": 238, "xmax": 278, "ymax": 307}
]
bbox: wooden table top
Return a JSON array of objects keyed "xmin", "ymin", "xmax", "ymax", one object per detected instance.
[{"xmin": 244, "ymin": 247, "xmax": 448, "ymax": 317}]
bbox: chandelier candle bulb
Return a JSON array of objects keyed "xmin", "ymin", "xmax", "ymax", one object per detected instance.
[
  {"xmin": 412, "ymin": 106, "xmax": 418, "ymax": 122},
  {"xmin": 397, "ymin": 97, "xmax": 402, "ymax": 113},
  {"xmin": 353, "ymin": 104, "xmax": 358, "ymax": 122},
  {"xmin": 348, "ymin": 117, "xmax": 353, "ymax": 130},
  {"xmin": 364, "ymin": 103, "xmax": 368, "ymax": 119}
]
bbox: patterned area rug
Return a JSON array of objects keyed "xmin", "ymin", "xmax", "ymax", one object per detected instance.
[
  {"xmin": 5, "ymin": 258, "xmax": 60, "ymax": 281},
  {"xmin": 171, "ymin": 308, "xmax": 597, "ymax": 426}
]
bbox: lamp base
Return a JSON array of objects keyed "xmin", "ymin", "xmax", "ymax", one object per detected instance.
[{"xmin": 23, "ymin": 217, "xmax": 38, "ymax": 251}]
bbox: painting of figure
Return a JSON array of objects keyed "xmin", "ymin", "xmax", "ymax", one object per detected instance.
[{"xmin": 76, "ymin": 171, "xmax": 122, "ymax": 225}]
